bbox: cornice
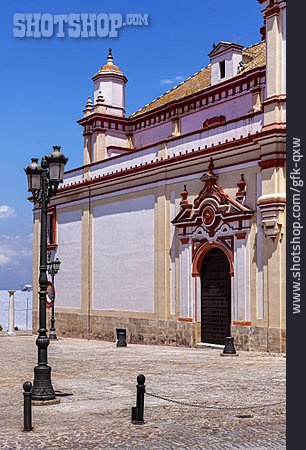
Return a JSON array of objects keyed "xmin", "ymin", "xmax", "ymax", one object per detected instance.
[{"xmin": 65, "ymin": 110, "xmax": 263, "ymax": 176}]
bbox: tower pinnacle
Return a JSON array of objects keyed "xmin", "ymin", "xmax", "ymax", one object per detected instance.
[{"xmin": 107, "ymin": 48, "xmax": 113, "ymax": 65}]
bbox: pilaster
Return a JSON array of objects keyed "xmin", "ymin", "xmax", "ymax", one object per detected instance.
[{"xmin": 155, "ymin": 187, "xmax": 169, "ymax": 320}]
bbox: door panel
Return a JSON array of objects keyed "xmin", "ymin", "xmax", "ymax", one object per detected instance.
[{"xmin": 201, "ymin": 248, "xmax": 231, "ymax": 345}]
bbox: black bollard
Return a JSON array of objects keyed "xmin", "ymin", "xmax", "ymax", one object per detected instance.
[
  {"xmin": 117, "ymin": 329, "xmax": 127, "ymax": 347},
  {"xmin": 131, "ymin": 374, "xmax": 145, "ymax": 424},
  {"xmin": 23, "ymin": 381, "xmax": 33, "ymax": 432},
  {"xmin": 221, "ymin": 336, "xmax": 238, "ymax": 356}
]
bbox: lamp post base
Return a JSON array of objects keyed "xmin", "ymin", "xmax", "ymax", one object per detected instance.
[{"xmin": 31, "ymin": 365, "xmax": 56, "ymax": 401}]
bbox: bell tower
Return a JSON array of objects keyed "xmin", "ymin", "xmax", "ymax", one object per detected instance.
[
  {"xmin": 92, "ymin": 48, "xmax": 127, "ymax": 117},
  {"xmin": 78, "ymin": 49, "xmax": 130, "ymax": 166}
]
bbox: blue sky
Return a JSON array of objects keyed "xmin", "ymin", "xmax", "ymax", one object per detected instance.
[{"xmin": 0, "ymin": 0, "xmax": 262, "ymax": 289}]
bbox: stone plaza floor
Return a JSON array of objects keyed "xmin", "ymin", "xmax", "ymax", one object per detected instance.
[{"xmin": 0, "ymin": 334, "xmax": 286, "ymax": 449}]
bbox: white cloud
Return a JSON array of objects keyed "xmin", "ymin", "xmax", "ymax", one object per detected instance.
[
  {"xmin": 0, "ymin": 234, "xmax": 32, "ymax": 270},
  {"xmin": 0, "ymin": 254, "xmax": 11, "ymax": 266},
  {"xmin": 21, "ymin": 247, "xmax": 32, "ymax": 257},
  {"xmin": 0, "ymin": 234, "xmax": 32, "ymax": 288},
  {"xmin": 160, "ymin": 79, "xmax": 174, "ymax": 85},
  {"xmin": 160, "ymin": 75, "xmax": 185, "ymax": 86},
  {"xmin": 0, "ymin": 205, "xmax": 16, "ymax": 219},
  {"xmin": 0, "ymin": 245, "xmax": 15, "ymax": 267}
]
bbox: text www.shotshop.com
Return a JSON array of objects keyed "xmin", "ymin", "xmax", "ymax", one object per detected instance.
[{"xmin": 290, "ymin": 137, "xmax": 303, "ymax": 314}]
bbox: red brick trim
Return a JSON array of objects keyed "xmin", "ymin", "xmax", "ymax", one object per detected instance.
[
  {"xmin": 192, "ymin": 241, "xmax": 234, "ymax": 277},
  {"xmin": 66, "ymin": 111, "xmax": 263, "ymax": 176},
  {"xmin": 178, "ymin": 317, "xmax": 193, "ymax": 322},
  {"xmin": 47, "ymin": 244, "xmax": 58, "ymax": 251},
  {"xmin": 258, "ymin": 157, "xmax": 286, "ymax": 169},
  {"xmin": 180, "ymin": 237, "xmax": 189, "ymax": 244},
  {"xmin": 236, "ymin": 232, "xmax": 247, "ymax": 239},
  {"xmin": 233, "ymin": 321, "xmax": 251, "ymax": 326},
  {"xmin": 53, "ymin": 130, "xmax": 286, "ymax": 202},
  {"xmin": 203, "ymin": 115, "xmax": 226, "ymax": 130},
  {"xmin": 265, "ymin": 6, "xmax": 280, "ymax": 18},
  {"xmin": 262, "ymin": 95, "xmax": 286, "ymax": 107},
  {"xmin": 55, "ymin": 152, "xmax": 261, "ymax": 203},
  {"xmin": 61, "ymin": 135, "xmax": 255, "ymax": 188},
  {"xmin": 78, "ymin": 113, "xmax": 129, "ymax": 127}
]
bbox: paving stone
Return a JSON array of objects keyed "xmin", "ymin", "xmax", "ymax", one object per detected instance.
[{"xmin": 0, "ymin": 335, "xmax": 285, "ymax": 449}]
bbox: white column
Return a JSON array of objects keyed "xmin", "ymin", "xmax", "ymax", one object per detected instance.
[
  {"xmin": 256, "ymin": 173, "xmax": 264, "ymax": 319},
  {"xmin": 234, "ymin": 236, "xmax": 251, "ymax": 322},
  {"xmin": 170, "ymin": 191, "xmax": 176, "ymax": 315},
  {"xmin": 7, "ymin": 290, "xmax": 15, "ymax": 335},
  {"xmin": 179, "ymin": 241, "xmax": 192, "ymax": 317}
]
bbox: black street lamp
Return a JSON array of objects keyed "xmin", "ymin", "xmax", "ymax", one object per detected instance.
[
  {"xmin": 47, "ymin": 258, "xmax": 61, "ymax": 341},
  {"xmin": 25, "ymin": 146, "xmax": 68, "ymax": 401}
]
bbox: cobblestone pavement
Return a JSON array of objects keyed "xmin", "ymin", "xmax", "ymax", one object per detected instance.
[{"xmin": 0, "ymin": 335, "xmax": 285, "ymax": 449}]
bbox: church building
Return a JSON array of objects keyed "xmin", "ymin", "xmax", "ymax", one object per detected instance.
[{"xmin": 32, "ymin": 0, "xmax": 286, "ymax": 351}]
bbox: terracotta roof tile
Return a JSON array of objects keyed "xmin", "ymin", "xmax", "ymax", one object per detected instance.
[
  {"xmin": 131, "ymin": 41, "xmax": 266, "ymax": 118},
  {"xmin": 99, "ymin": 63, "xmax": 122, "ymax": 73}
]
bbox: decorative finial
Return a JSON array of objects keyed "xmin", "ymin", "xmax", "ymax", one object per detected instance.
[
  {"xmin": 107, "ymin": 48, "xmax": 113, "ymax": 65},
  {"xmin": 180, "ymin": 185, "xmax": 189, "ymax": 206},
  {"xmin": 85, "ymin": 96, "xmax": 93, "ymax": 110},
  {"xmin": 212, "ymin": 42, "xmax": 216, "ymax": 49},
  {"xmin": 236, "ymin": 174, "xmax": 246, "ymax": 200},
  {"xmin": 208, "ymin": 157, "xmax": 214, "ymax": 174}
]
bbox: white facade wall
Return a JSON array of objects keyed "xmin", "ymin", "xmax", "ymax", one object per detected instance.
[
  {"xmin": 168, "ymin": 115, "xmax": 262, "ymax": 156},
  {"xmin": 133, "ymin": 121, "xmax": 172, "ymax": 148},
  {"xmin": 90, "ymin": 146, "xmax": 159, "ymax": 178},
  {"xmin": 92, "ymin": 195, "xmax": 155, "ymax": 312},
  {"xmin": 180, "ymin": 93, "xmax": 254, "ymax": 134},
  {"xmin": 55, "ymin": 210, "xmax": 82, "ymax": 309}
]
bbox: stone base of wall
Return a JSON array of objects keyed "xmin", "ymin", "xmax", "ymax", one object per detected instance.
[
  {"xmin": 34, "ymin": 313, "xmax": 197, "ymax": 348},
  {"xmin": 231, "ymin": 325, "xmax": 286, "ymax": 353},
  {"xmin": 33, "ymin": 314, "xmax": 286, "ymax": 352}
]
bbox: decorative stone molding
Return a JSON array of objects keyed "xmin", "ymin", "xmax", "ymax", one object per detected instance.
[
  {"xmin": 172, "ymin": 158, "xmax": 254, "ymax": 240},
  {"xmin": 83, "ymin": 96, "xmax": 93, "ymax": 117},
  {"xmin": 172, "ymin": 159, "xmax": 254, "ymax": 280},
  {"xmin": 192, "ymin": 239, "xmax": 234, "ymax": 277},
  {"xmin": 257, "ymin": 193, "xmax": 286, "ymax": 240},
  {"xmin": 203, "ymin": 115, "xmax": 226, "ymax": 130},
  {"xmin": 236, "ymin": 174, "xmax": 246, "ymax": 203}
]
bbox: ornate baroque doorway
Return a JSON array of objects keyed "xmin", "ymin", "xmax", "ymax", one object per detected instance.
[{"xmin": 201, "ymin": 247, "xmax": 231, "ymax": 345}]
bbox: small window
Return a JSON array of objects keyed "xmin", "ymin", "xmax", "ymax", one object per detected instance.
[{"xmin": 219, "ymin": 60, "xmax": 226, "ymax": 79}]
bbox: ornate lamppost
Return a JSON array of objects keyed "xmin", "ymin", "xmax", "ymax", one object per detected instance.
[
  {"xmin": 25, "ymin": 146, "xmax": 68, "ymax": 401},
  {"xmin": 47, "ymin": 258, "xmax": 61, "ymax": 341}
]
